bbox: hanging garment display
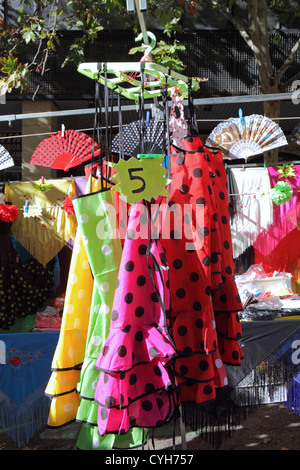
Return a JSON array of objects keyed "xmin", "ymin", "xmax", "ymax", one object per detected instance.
[
  {"xmin": 5, "ymin": 178, "xmax": 77, "ymax": 265},
  {"xmin": 0, "ymin": 143, "xmax": 14, "ymax": 171},
  {"xmin": 229, "ymin": 167, "xmax": 273, "ymax": 260},
  {"xmin": 30, "ymin": 130, "xmax": 101, "ymax": 172},
  {"xmin": 72, "ymin": 186, "xmax": 146, "ymax": 449},
  {"xmin": 0, "ymin": 202, "xmax": 54, "ymax": 330},
  {"xmin": 94, "ymin": 200, "xmax": 178, "ymax": 436},
  {"xmin": 254, "ymin": 164, "xmax": 300, "ymax": 274},
  {"xmin": 160, "ymin": 135, "xmax": 233, "ymax": 405}
]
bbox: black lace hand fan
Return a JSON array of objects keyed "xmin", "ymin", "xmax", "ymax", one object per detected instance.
[{"xmin": 206, "ymin": 112, "xmax": 288, "ymax": 159}]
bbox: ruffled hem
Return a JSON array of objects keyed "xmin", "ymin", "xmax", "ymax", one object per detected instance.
[
  {"xmin": 94, "ymin": 356, "xmax": 174, "ymax": 408},
  {"xmin": 47, "ymin": 390, "xmax": 80, "ymax": 427},
  {"xmin": 95, "ymin": 325, "xmax": 175, "ymax": 373},
  {"xmin": 96, "ymin": 389, "xmax": 176, "ymax": 435},
  {"xmin": 76, "ymin": 422, "xmax": 147, "ymax": 450}
]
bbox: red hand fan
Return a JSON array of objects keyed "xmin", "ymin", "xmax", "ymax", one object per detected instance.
[{"xmin": 30, "ymin": 129, "xmax": 101, "ymax": 171}]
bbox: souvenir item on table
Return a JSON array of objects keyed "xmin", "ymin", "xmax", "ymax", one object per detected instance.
[
  {"xmin": 229, "ymin": 167, "xmax": 273, "ymax": 259},
  {"xmin": 73, "ymin": 187, "xmax": 145, "ymax": 449},
  {"xmin": 94, "ymin": 201, "xmax": 177, "ymax": 437},
  {"xmin": 0, "ymin": 143, "xmax": 14, "ymax": 170},
  {"xmin": 30, "ymin": 129, "xmax": 101, "ymax": 172},
  {"xmin": 0, "ymin": 202, "xmax": 54, "ymax": 330},
  {"xmin": 206, "ymin": 112, "xmax": 287, "ymax": 159},
  {"xmin": 161, "ymin": 135, "xmax": 229, "ymax": 406},
  {"xmin": 4, "ymin": 178, "xmax": 77, "ymax": 265}
]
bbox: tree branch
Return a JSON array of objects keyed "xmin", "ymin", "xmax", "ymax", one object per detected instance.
[{"xmin": 274, "ymin": 36, "xmax": 300, "ymax": 86}]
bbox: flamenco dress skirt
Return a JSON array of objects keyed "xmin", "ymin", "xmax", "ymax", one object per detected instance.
[
  {"xmin": 160, "ymin": 135, "xmax": 243, "ymax": 406},
  {"xmin": 0, "ymin": 218, "xmax": 54, "ymax": 331},
  {"xmin": 205, "ymin": 147, "xmax": 243, "ymax": 365},
  {"xmin": 73, "ymin": 187, "xmax": 146, "ymax": 449},
  {"xmin": 94, "ymin": 200, "xmax": 178, "ymax": 436}
]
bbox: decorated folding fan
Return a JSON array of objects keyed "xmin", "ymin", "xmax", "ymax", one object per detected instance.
[
  {"xmin": 0, "ymin": 143, "xmax": 14, "ymax": 170},
  {"xmin": 30, "ymin": 129, "xmax": 101, "ymax": 172},
  {"xmin": 206, "ymin": 112, "xmax": 288, "ymax": 159}
]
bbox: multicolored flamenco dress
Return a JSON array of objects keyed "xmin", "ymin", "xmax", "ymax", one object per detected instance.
[{"xmin": 0, "ymin": 202, "xmax": 54, "ymax": 331}]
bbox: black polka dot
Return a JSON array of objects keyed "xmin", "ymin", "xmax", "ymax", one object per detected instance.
[
  {"xmin": 173, "ymin": 259, "xmax": 183, "ymax": 269},
  {"xmin": 193, "ymin": 168, "xmax": 203, "ymax": 178},
  {"xmin": 142, "ymin": 400, "xmax": 153, "ymax": 411},
  {"xmin": 223, "ymin": 240, "xmax": 230, "ymax": 249},
  {"xmin": 138, "ymin": 244, "xmax": 147, "ymax": 255},
  {"xmin": 117, "ymin": 345, "xmax": 127, "ymax": 357},
  {"xmin": 193, "ymin": 301, "xmax": 202, "ymax": 311},
  {"xmin": 180, "ymin": 364, "xmax": 188, "ymax": 375},
  {"xmin": 129, "ymin": 374, "xmax": 137, "ymax": 385},
  {"xmin": 196, "ymin": 197, "xmax": 206, "ymax": 206},
  {"xmin": 180, "ymin": 184, "xmax": 189, "ymax": 194},
  {"xmin": 111, "ymin": 310, "xmax": 118, "ymax": 321},
  {"xmin": 199, "ymin": 360, "xmax": 209, "ymax": 371},
  {"xmin": 190, "ymin": 272, "xmax": 199, "ymax": 282},
  {"xmin": 195, "ymin": 318, "xmax": 204, "ymax": 328},
  {"xmin": 177, "ymin": 325, "xmax": 187, "ymax": 336},
  {"xmin": 121, "ymin": 324, "xmax": 131, "ymax": 333},
  {"xmin": 135, "ymin": 330, "xmax": 143, "ymax": 342},
  {"xmin": 219, "ymin": 191, "xmax": 225, "ymax": 200},
  {"xmin": 203, "ymin": 385, "xmax": 213, "ymax": 395},
  {"xmin": 156, "ymin": 398, "xmax": 164, "ymax": 409},
  {"xmin": 149, "ymin": 347, "xmax": 159, "ymax": 357},
  {"xmin": 220, "ymin": 294, "xmax": 227, "ymax": 303},
  {"xmin": 170, "ymin": 229, "xmax": 180, "ymax": 240},
  {"xmin": 105, "ymin": 396, "xmax": 116, "ymax": 407},
  {"xmin": 135, "ymin": 306, "xmax": 144, "ymax": 317},
  {"xmin": 124, "ymin": 293, "xmax": 133, "ymax": 304},
  {"xmin": 176, "ymin": 288, "xmax": 186, "ymax": 299},
  {"xmin": 145, "ymin": 383, "xmax": 155, "ymax": 394},
  {"xmin": 221, "ymin": 215, "xmax": 228, "ymax": 224},
  {"xmin": 203, "ymin": 256, "xmax": 211, "ymax": 266},
  {"xmin": 151, "ymin": 292, "xmax": 159, "ymax": 302},
  {"xmin": 125, "ymin": 261, "xmax": 134, "ymax": 271},
  {"xmin": 199, "ymin": 226, "xmax": 209, "ymax": 237},
  {"xmin": 225, "ymin": 266, "xmax": 232, "ymax": 275},
  {"xmin": 176, "ymin": 156, "xmax": 185, "ymax": 166},
  {"xmin": 137, "ymin": 275, "xmax": 146, "ymax": 286},
  {"xmin": 101, "ymin": 408, "xmax": 108, "ymax": 420},
  {"xmin": 232, "ymin": 350, "xmax": 240, "ymax": 360}
]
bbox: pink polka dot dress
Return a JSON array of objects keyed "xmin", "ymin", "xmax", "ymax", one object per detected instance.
[{"xmin": 94, "ymin": 201, "xmax": 178, "ymax": 436}]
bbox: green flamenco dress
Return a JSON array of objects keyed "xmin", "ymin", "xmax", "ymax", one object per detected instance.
[{"xmin": 73, "ymin": 187, "xmax": 146, "ymax": 450}]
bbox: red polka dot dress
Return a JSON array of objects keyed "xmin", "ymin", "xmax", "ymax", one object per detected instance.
[
  {"xmin": 205, "ymin": 147, "xmax": 244, "ymax": 366},
  {"xmin": 94, "ymin": 201, "xmax": 178, "ymax": 435},
  {"xmin": 161, "ymin": 135, "xmax": 229, "ymax": 404}
]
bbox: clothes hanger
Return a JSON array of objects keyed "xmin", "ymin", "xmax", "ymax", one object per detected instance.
[{"xmin": 77, "ymin": 32, "xmax": 200, "ymax": 101}]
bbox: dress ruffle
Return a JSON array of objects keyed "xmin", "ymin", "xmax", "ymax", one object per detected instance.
[{"xmin": 94, "ymin": 201, "xmax": 178, "ymax": 435}]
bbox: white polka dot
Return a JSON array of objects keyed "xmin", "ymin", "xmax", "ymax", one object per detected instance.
[
  {"xmin": 82, "ymin": 259, "xmax": 89, "ymax": 270},
  {"xmin": 59, "ymin": 375, "xmax": 67, "ymax": 386},
  {"xmin": 69, "ymin": 273, "xmax": 78, "ymax": 284},
  {"xmin": 79, "ymin": 213, "xmax": 89, "ymax": 223},
  {"xmin": 73, "ymin": 243, "xmax": 82, "ymax": 254},
  {"xmin": 215, "ymin": 358, "xmax": 223, "ymax": 369},
  {"xmin": 74, "ymin": 318, "xmax": 80, "ymax": 328},
  {"xmin": 102, "ymin": 245, "xmax": 111, "ymax": 256},
  {"xmin": 223, "ymin": 376, "xmax": 228, "ymax": 386},
  {"xmin": 92, "ymin": 379, "xmax": 98, "ymax": 390},
  {"xmin": 68, "ymin": 348, "xmax": 75, "ymax": 358},
  {"xmin": 65, "ymin": 304, "xmax": 74, "ymax": 314},
  {"xmin": 78, "ymin": 289, "xmax": 86, "ymax": 299},
  {"xmin": 99, "ymin": 304, "xmax": 110, "ymax": 315},
  {"xmin": 100, "ymin": 282, "xmax": 110, "ymax": 292},
  {"xmin": 212, "ymin": 320, "xmax": 216, "ymax": 329},
  {"xmin": 91, "ymin": 335, "xmax": 102, "ymax": 346},
  {"xmin": 64, "ymin": 402, "xmax": 74, "ymax": 413},
  {"xmin": 82, "ymin": 235, "xmax": 89, "ymax": 245},
  {"xmin": 92, "ymin": 437, "xmax": 100, "ymax": 449}
]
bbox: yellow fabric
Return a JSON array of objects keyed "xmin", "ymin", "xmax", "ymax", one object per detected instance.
[
  {"xmin": 5, "ymin": 178, "xmax": 77, "ymax": 265},
  {"xmin": 46, "ymin": 177, "xmax": 109, "ymax": 428}
]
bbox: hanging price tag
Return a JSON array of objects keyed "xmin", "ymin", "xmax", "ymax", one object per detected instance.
[{"xmin": 107, "ymin": 157, "xmax": 170, "ymax": 204}]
